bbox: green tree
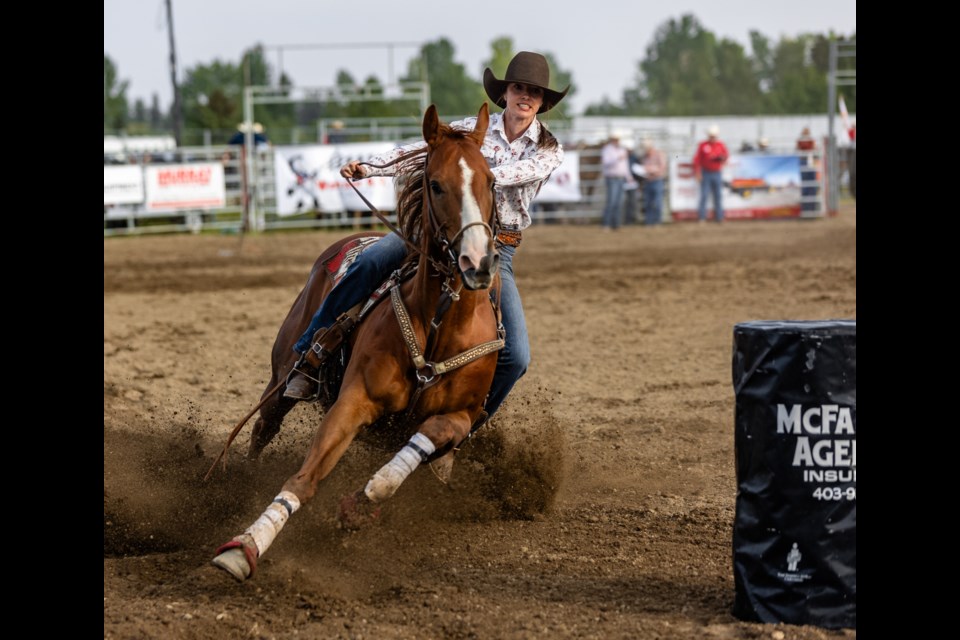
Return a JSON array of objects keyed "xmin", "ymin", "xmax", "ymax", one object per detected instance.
[
  {"xmin": 484, "ymin": 36, "xmax": 515, "ymax": 79},
  {"xmin": 585, "ymin": 14, "xmax": 854, "ymax": 116},
  {"xmin": 149, "ymin": 94, "xmax": 164, "ymax": 131},
  {"xmin": 765, "ymin": 35, "xmax": 826, "ymax": 113},
  {"xmin": 628, "ymin": 14, "xmax": 758, "ymax": 115},
  {"xmin": 180, "ymin": 59, "xmax": 244, "ymax": 142},
  {"xmin": 178, "ymin": 44, "xmax": 297, "ymax": 144},
  {"xmin": 104, "ymin": 54, "xmax": 129, "ymax": 132},
  {"xmin": 402, "ymin": 38, "xmax": 485, "ymax": 117}
]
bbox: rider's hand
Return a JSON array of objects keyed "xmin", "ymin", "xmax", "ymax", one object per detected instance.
[{"xmin": 340, "ymin": 162, "xmax": 367, "ymax": 179}]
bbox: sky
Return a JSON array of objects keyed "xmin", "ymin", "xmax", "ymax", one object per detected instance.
[{"xmin": 104, "ymin": 0, "xmax": 856, "ymax": 116}]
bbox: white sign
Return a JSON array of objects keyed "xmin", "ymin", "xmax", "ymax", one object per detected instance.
[
  {"xmin": 273, "ymin": 143, "xmax": 399, "ymax": 216},
  {"xmin": 144, "ymin": 163, "xmax": 226, "ymax": 211},
  {"xmin": 533, "ymin": 151, "xmax": 581, "ymax": 203},
  {"xmin": 104, "ymin": 165, "xmax": 144, "ymax": 205},
  {"xmin": 669, "ymin": 154, "xmax": 806, "ymax": 220}
]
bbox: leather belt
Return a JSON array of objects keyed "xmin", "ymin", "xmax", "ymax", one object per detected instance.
[{"xmin": 496, "ymin": 229, "xmax": 522, "ymax": 248}]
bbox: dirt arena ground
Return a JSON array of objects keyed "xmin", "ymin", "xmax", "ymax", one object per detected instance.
[{"xmin": 104, "ymin": 205, "xmax": 856, "ymax": 639}]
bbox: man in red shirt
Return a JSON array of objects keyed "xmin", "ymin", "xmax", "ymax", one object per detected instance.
[{"xmin": 693, "ymin": 125, "xmax": 729, "ymax": 222}]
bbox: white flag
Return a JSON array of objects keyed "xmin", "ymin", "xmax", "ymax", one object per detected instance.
[{"xmin": 838, "ymin": 96, "xmax": 852, "ymax": 141}]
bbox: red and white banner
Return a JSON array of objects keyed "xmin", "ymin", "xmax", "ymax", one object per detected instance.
[
  {"xmin": 273, "ymin": 142, "xmax": 398, "ymax": 216},
  {"xmin": 145, "ymin": 163, "xmax": 225, "ymax": 210},
  {"xmin": 104, "ymin": 165, "xmax": 145, "ymax": 205}
]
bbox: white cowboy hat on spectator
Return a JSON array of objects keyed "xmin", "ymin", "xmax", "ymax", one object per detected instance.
[{"xmin": 707, "ymin": 125, "xmax": 720, "ymax": 138}]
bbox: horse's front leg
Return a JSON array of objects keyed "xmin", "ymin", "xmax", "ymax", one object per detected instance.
[
  {"xmin": 339, "ymin": 411, "xmax": 472, "ymax": 529},
  {"xmin": 212, "ymin": 385, "xmax": 380, "ymax": 581}
]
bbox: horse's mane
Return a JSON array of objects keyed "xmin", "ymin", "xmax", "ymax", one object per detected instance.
[{"xmin": 395, "ymin": 123, "xmax": 476, "ymax": 246}]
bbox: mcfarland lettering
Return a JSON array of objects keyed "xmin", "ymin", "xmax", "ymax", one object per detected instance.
[
  {"xmin": 777, "ymin": 404, "xmax": 854, "ymax": 435},
  {"xmin": 777, "ymin": 404, "xmax": 856, "ymax": 470}
]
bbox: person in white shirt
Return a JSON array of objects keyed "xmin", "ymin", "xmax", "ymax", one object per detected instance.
[
  {"xmin": 600, "ymin": 132, "xmax": 630, "ymax": 230},
  {"xmin": 284, "ymin": 52, "xmax": 568, "ymax": 428}
]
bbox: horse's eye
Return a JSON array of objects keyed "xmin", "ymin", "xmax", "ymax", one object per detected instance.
[{"xmin": 430, "ymin": 180, "xmax": 443, "ymax": 196}]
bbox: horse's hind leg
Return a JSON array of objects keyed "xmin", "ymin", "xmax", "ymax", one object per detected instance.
[{"xmin": 248, "ymin": 391, "xmax": 299, "ymax": 459}]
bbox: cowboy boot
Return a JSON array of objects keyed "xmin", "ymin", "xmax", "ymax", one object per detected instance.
[
  {"xmin": 283, "ymin": 313, "xmax": 357, "ymax": 401},
  {"xmin": 283, "ymin": 346, "xmax": 325, "ymax": 400}
]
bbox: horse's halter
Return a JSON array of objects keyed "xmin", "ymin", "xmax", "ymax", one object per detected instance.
[{"xmin": 421, "ymin": 149, "xmax": 499, "ymax": 282}]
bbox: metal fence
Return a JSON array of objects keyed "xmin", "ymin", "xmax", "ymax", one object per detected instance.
[{"xmin": 105, "ymin": 118, "xmax": 841, "ymax": 236}]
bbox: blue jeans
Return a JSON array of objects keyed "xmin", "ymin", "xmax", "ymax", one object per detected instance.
[
  {"xmin": 294, "ymin": 233, "xmax": 407, "ymax": 354},
  {"xmin": 293, "ymin": 234, "xmax": 528, "ymax": 420},
  {"xmin": 698, "ymin": 171, "xmax": 724, "ymax": 222},
  {"xmin": 642, "ymin": 179, "xmax": 664, "ymax": 225},
  {"xmin": 602, "ymin": 177, "xmax": 626, "ymax": 229},
  {"xmin": 623, "ymin": 187, "xmax": 639, "ymax": 224}
]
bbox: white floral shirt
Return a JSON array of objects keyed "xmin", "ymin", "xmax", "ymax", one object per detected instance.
[{"xmin": 363, "ymin": 112, "xmax": 564, "ymax": 231}]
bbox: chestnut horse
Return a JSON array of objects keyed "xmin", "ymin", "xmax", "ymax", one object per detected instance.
[{"xmin": 212, "ymin": 103, "xmax": 503, "ymax": 581}]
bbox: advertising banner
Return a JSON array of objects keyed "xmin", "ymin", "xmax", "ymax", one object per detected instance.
[
  {"xmin": 144, "ymin": 163, "xmax": 226, "ymax": 211},
  {"xmin": 104, "ymin": 165, "xmax": 145, "ymax": 205},
  {"xmin": 670, "ymin": 154, "xmax": 805, "ymax": 220},
  {"xmin": 273, "ymin": 142, "xmax": 399, "ymax": 216}
]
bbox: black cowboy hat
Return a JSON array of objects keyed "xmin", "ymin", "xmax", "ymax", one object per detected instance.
[{"xmin": 483, "ymin": 51, "xmax": 569, "ymax": 114}]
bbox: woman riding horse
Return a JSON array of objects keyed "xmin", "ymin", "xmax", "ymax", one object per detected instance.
[
  {"xmin": 214, "ymin": 103, "xmax": 508, "ymax": 580},
  {"xmin": 285, "ymin": 51, "xmax": 569, "ymax": 429}
]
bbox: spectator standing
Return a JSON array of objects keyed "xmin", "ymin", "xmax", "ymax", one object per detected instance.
[
  {"xmin": 640, "ymin": 138, "xmax": 666, "ymax": 226},
  {"xmin": 600, "ymin": 133, "xmax": 630, "ymax": 230},
  {"xmin": 796, "ymin": 127, "xmax": 816, "ymax": 152},
  {"xmin": 326, "ymin": 120, "xmax": 347, "ymax": 144},
  {"xmin": 623, "ymin": 146, "xmax": 641, "ymax": 225},
  {"xmin": 693, "ymin": 125, "xmax": 729, "ymax": 223}
]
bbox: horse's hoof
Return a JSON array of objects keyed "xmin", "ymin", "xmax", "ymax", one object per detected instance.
[
  {"xmin": 428, "ymin": 451, "xmax": 456, "ymax": 485},
  {"xmin": 338, "ymin": 490, "xmax": 381, "ymax": 531},
  {"xmin": 211, "ymin": 537, "xmax": 257, "ymax": 581}
]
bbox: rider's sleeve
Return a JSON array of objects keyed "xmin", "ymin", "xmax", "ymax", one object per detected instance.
[
  {"xmin": 363, "ymin": 141, "xmax": 428, "ymax": 178},
  {"xmin": 490, "ymin": 143, "xmax": 564, "ymax": 187}
]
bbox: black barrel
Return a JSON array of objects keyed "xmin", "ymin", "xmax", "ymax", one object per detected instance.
[{"xmin": 732, "ymin": 320, "xmax": 856, "ymax": 629}]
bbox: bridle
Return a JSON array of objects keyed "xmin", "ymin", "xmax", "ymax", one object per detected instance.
[{"xmin": 348, "ymin": 146, "xmax": 499, "ymax": 280}]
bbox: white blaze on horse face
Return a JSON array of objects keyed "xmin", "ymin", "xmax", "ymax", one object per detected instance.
[{"xmin": 457, "ymin": 157, "xmax": 489, "ymax": 274}]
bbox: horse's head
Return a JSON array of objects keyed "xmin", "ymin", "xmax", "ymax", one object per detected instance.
[{"xmin": 421, "ymin": 103, "xmax": 499, "ymax": 290}]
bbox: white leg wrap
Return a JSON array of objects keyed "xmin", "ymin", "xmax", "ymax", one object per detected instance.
[
  {"xmin": 244, "ymin": 490, "xmax": 301, "ymax": 556},
  {"xmin": 364, "ymin": 433, "xmax": 436, "ymax": 503}
]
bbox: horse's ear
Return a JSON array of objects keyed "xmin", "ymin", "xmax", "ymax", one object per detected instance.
[
  {"xmin": 422, "ymin": 104, "xmax": 441, "ymax": 147},
  {"xmin": 470, "ymin": 102, "xmax": 489, "ymax": 146}
]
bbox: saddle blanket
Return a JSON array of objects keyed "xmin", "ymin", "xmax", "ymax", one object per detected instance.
[{"xmin": 323, "ymin": 236, "xmax": 381, "ymax": 287}]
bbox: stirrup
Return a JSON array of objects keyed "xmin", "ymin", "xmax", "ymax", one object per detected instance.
[{"xmin": 283, "ymin": 354, "xmax": 322, "ymax": 402}]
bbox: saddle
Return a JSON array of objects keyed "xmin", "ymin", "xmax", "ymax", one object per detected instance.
[
  {"xmin": 306, "ymin": 238, "xmax": 416, "ymax": 410},
  {"xmin": 306, "ymin": 236, "xmax": 503, "ymax": 443}
]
